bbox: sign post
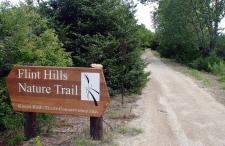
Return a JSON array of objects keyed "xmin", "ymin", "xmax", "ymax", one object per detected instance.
[
  {"xmin": 6, "ymin": 65, "xmax": 110, "ymax": 140},
  {"xmin": 24, "ymin": 112, "xmax": 37, "ymax": 140},
  {"xmin": 90, "ymin": 116, "xmax": 103, "ymax": 140}
]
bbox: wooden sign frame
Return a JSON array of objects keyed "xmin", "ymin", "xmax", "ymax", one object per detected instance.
[
  {"xmin": 6, "ymin": 65, "xmax": 111, "ymax": 140},
  {"xmin": 6, "ymin": 65, "xmax": 110, "ymax": 117}
]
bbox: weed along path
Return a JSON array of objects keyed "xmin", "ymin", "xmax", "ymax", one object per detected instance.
[{"xmin": 117, "ymin": 50, "xmax": 225, "ymax": 146}]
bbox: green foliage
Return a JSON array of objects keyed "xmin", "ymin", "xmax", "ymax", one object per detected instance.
[
  {"xmin": 190, "ymin": 52, "xmax": 220, "ymax": 71},
  {"xmin": 0, "ymin": 3, "xmax": 72, "ymax": 145},
  {"xmin": 125, "ymin": 49, "xmax": 150, "ymax": 94},
  {"xmin": 154, "ymin": 0, "xmax": 225, "ymax": 64},
  {"xmin": 208, "ymin": 60, "xmax": 225, "ymax": 88},
  {"xmin": 209, "ymin": 60, "xmax": 225, "ymax": 75},
  {"xmin": 216, "ymin": 35, "xmax": 225, "ymax": 59},
  {"xmin": 135, "ymin": 24, "xmax": 154, "ymax": 48},
  {"xmin": 0, "ymin": 5, "xmax": 72, "ymax": 67},
  {"xmin": 154, "ymin": 0, "xmax": 200, "ymax": 63},
  {"xmin": 34, "ymin": 136, "xmax": 42, "ymax": 146},
  {"xmin": 0, "ymin": 79, "xmax": 25, "ymax": 146}
]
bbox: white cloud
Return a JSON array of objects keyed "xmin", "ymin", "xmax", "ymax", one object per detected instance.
[
  {"xmin": 134, "ymin": 1, "xmax": 156, "ymax": 32},
  {"xmin": 219, "ymin": 17, "xmax": 225, "ymax": 33}
]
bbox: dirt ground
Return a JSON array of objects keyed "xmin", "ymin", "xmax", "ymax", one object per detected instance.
[
  {"xmin": 20, "ymin": 96, "xmax": 139, "ymax": 146},
  {"xmin": 116, "ymin": 50, "xmax": 225, "ymax": 146}
]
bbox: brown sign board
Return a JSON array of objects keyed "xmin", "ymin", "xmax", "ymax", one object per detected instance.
[{"xmin": 6, "ymin": 65, "xmax": 110, "ymax": 117}]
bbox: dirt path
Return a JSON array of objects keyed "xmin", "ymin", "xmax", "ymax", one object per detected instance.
[{"xmin": 116, "ymin": 50, "xmax": 225, "ymax": 146}]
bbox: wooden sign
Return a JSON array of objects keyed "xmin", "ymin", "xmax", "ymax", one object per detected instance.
[{"xmin": 6, "ymin": 65, "xmax": 110, "ymax": 117}]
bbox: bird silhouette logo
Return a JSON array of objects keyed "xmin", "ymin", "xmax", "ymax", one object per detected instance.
[{"xmin": 81, "ymin": 73, "xmax": 100, "ymax": 106}]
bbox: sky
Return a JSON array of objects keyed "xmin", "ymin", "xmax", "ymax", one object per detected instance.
[
  {"xmin": 1, "ymin": 0, "xmax": 156, "ymax": 31},
  {"xmin": 0, "ymin": 0, "xmax": 224, "ymax": 33},
  {"xmin": 134, "ymin": 1, "xmax": 157, "ymax": 32}
]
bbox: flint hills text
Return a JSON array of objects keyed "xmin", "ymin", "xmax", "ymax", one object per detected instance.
[
  {"xmin": 17, "ymin": 69, "xmax": 78, "ymax": 95},
  {"xmin": 18, "ymin": 68, "xmax": 68, "ymax": 80}
]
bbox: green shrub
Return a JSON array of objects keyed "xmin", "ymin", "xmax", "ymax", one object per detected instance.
[
  {"xmin": 0, "ymin": 3, "xmax": 72, "ymax": 145},
  {"xmin": 190, "ymin": 52, "xmax": 220, "ymax": 71},
  {"xmin": 190, "ymin": 57, "xmax": 209, "ymax": 71},
  {"xmin": 218, "ymin": 75, "xmax": 225, "ymax": 82},
  {"xmin": 209, "ymin": 60, "xmax": 225, "ymax": 76},
  {"xmin": 6, "ymin": 132, "xmax": 24, "ymax": 146}
]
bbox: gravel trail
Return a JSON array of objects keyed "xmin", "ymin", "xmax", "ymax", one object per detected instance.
[{"xmin": 117, "ymin": 50, "xmax": 225, "ymax": 146}]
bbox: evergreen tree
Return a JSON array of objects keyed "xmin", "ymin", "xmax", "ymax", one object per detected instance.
[{"xmin": 39, "ymin": 0, "xmax": 149, "ymax": 96}]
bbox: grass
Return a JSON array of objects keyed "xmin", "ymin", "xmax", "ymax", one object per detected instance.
[
  {"xmin": 106, "ymin": 109, "xmax": 121, "ymax": 119},
  {"xmin": 221, "ymin": 82, "xmax": 225, "ymax": 90},
  {"xmin": 218, "ymin": 75, "xmax": 225, "ymax": 82},
  {"xmin": 115, "ymin": 125, "xmax": 143, "ymax": 136},
  {"xmin": 184, "ymin": 68, "xmax": 202, "ymax": 80},
  {"xmin": 183, "ymin": 68, "xmax": 212, "ymax": 87},
  {"xmin": 106, "ymin": 108, "xmax": 136, "ymax": 120},
  {"xmin": 73, "ymin": 132, "xmax": 117, "ymax": 146},
  {"xmin": 74, "ymin": 138, "xmax": 94, "ymax": 146},
  {"xmin": 218, "ymin": 75, "xmax": 225, "ymax": 90},
  {"xmin": 184, "ymin": 67, "xmax": 225, "ymax": 91}
]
